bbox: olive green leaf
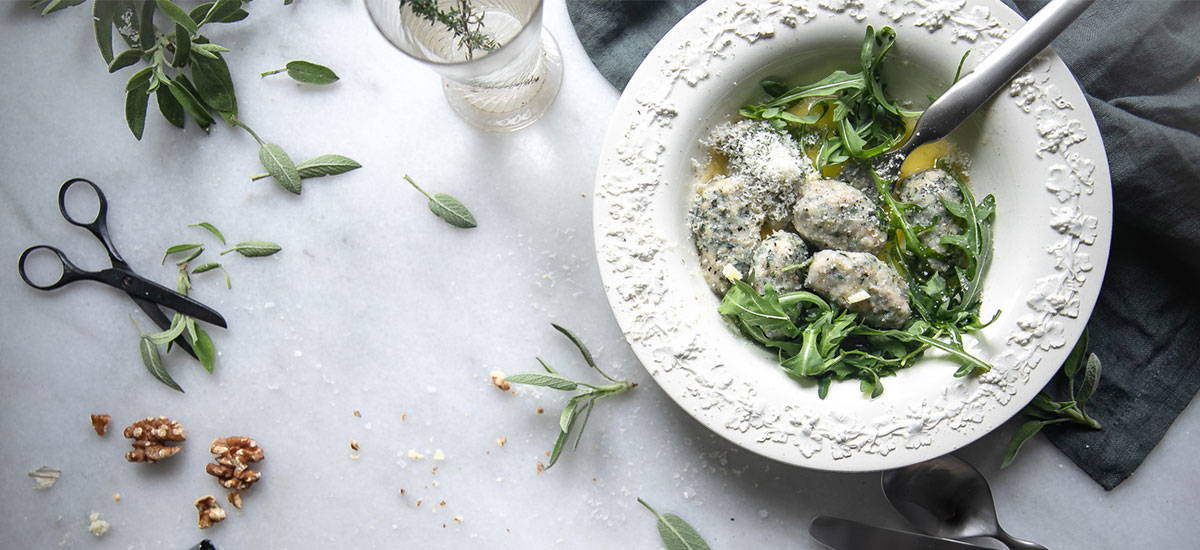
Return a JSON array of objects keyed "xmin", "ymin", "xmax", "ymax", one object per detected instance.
[
  {"xmin": 157, "ymin": 87, "xmax": 186, "ymax": 128},
  {"xmin": 125, "ymin": 80, "xmax": 151, "ymax": 140},
  {"xmin": 192, "ymin": 324, "xmax": 216, "ymax": 372},
  {"xmin": 162, "ymin": 243, "xmax": 202, "ymax": 264},
  {"xmin": 175, "ymin": 246, "xmax": 204, "ymax": 265},
  {"xmin": 250, "ymin": 154, "xmax": 361, "ymax": 181},
  {"xmin": 502, "ymin": 373, "xmax": 578, "ymax": 391},
  {"xmin": 189, "ymin": 222, "xmax": 226, "ymax": 244},
  {"xmin": 137, "ymin": 0, "xmax": 156, "ymax": 50},
  {"xmin": 637, "ymin": 498, "xmax": 711, "ymax": 550},
  {"xmin": 220, "ymin": 240, "xmax": 282, "ymax": 257},
  {"xmin": 189, "ymin": 49, "xmax": 237, "ymax": 115},
  {"xmin": 1001, "ymin": 419, "xmax": 1046, "ymax": 469},
  {"xmin": 403, "ymin": 175, "xmax": 477, "ymax": 228},
  {"xmin": 173, "ymin": 24, "xmax": 192, "ymax": 67},
  {"xmin": 262, "ymin": 60, "xmax": 340, "ymax": 85},
  {"xmin": 140, "ymin": 335, "xmax": 183, "ymax": 392},
  {"xmin": 191, "ymin": 261, "xmax": 222, "ymax": 273},
  {"xmin": 93, "ymin": 0, "xmax": 116, "ymax": 63},
  {"xmin": 166, "ymin": 78, "xmax": 214, "ymax": 130},
  {"xmin": 108, "ymin": 49, "xmax": 143, "ymax": 73},
  {"xmin": 155, "ymin": 0, "xmax": 197, "ymax": 35},
  {"xmin": 258, "ymin": 143, "xmax": 302, "ymax": 194}
]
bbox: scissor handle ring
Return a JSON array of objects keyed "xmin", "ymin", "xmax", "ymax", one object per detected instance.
[
  {"xmin": 18, "ymin": 245, "xmax": 84, "ymax": 291},
  {"xmin": 57, "ymin": 178, "xmax": 108, "ymax": 229}
]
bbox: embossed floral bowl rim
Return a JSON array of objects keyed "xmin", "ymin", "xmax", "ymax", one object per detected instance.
[{"xmin": 592, "ymin": 0, "xmax": 1112, "ymax": 471}]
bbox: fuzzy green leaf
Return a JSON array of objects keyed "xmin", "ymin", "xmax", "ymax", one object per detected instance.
[
  {"xmin": 161, "ymin": 243, "xmax": 202, "ymax": 264},
  {"xmin": 189, "ymin": 49, "xmax": 237, "ymax": 115},
  {"xmin": 191, "ymin": 261, "xmax": 222, "ymax": 274},
  {"xmin": 220, "ymin": 240, "xmax": 281, "ymax": 257},
  {"xmin": 637, "ymin": 499, "xmax": 711, "ymax": 550},
  {"xmin": 155, "ymin": 0, "xmax": 197, "ymax": 34},
  {"xmin": 145, "ymin": 314, "xmax": 188, "ymax": 345},
  {"xmin": 403, "ymin": 175, "xmax": 477, "ymax": 228},
  {"xmin": 173, "ymin": 24, "xmax": 192, "ymax": 67},
  {"xmin": 108, "ymin": 48, "xmax": 143, "ymax": 73},
  {"xmin": 193, "ymin": 324, "xmax": 216, "ymax": 373},
  {"xmin": 264, "ymin": 60, "xmax": 339, "ymax": 84},
  {"xmin": 189, "ymin": 222, "xmax": 226, "ymax": 245},
  {"xmin": 166, "ymin": 78, "xmax": 214, "ymax": 130},
  {"xmin": 93, "ymin": 0, "xmax": 115, "ymax": 63},
  {"xmin": 1001, "ymin": 419, "xmax": 1045, "ymax": 469},
  {"xmin": 1077, "ymin": 353, "xmax": 1102, "ymax": 406},
  {"xmin": 156, "ymin": 86, "xmax": 186, "ymax": 128},
  {"xmin": 259, "ymin": 143, "xmax": 302, "ymax": 194},
  {"xmin": 140, "ymin": 336, "xmax": 183, "ymax": 392},
  {"xmin": 296, "ymin": 154, "xmax": 361, "ymax": 178},
  {"xmin": 502, "ymin": 373, "xmax": 578, "ymax": 391},
  {"xmin": 124, "ymin": 81, "xmax": 151, "ymax": 140}
]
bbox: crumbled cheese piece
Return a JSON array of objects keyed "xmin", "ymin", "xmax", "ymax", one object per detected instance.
[
  {"xmin": 87, "ymin": 512, "xmax": 110, "ymax": 537},
  {"xmin": 432, "ymin": 449, "xmax": 446, "ymax": 461},
  {"xmin": 112, "ymin": 493, "xmax": 121, "ymax": 502},
  {"xmin": 846, "ymin": 289, "xmax": 872, "ymax": 304},
  {"xmin": 407, "ymin": 449, "xmax": 424, "ymax": 460},
  {"xmin": 495, "ymin": 437, "xmax": 507, "ymax": 447},
  {"xmin": 453, "ymin": 516, "xmax": 464, "ymax": 523},
  {"xmin": 722, "ymin": 264, "xmax": 743, "ymax": 281}
]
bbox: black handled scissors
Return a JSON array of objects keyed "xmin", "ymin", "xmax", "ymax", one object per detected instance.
[{"xmin": 18, "ymin": 178, "xmax": 227, "ymax": 357}]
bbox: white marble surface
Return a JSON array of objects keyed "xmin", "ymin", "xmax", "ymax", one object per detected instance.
[{"xmin": 0, "ymin": 2, "xmax": 1196, "ymax": 549}]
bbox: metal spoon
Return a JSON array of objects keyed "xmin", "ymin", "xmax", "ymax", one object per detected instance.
[
  {"xmin": 881, "ymin": 454, "xmax": 1047, "ymax": 550},
  {"xmin": 883, "ymin": 0, "xmax": 1095, "ymax": 172}
]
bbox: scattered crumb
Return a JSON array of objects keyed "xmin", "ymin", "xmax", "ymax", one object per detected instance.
[
  {"xmin": 29, "ymin": 466, "xmax": 61, "ymax": 490},
  {"xmin": 439, "ymin": 500, "xmax": 446, "ymax": 507},
  {"xmin": 350, "ymin": 453, "xmax": 361, "ymax": 460},
  {"xmin": 490, "ymin": 370, "xmax": 511, "ymax": 391},
  {"xmin": 432, "ymin": 480, "xmax": 440, "ymax": 487},
  {"xmin": 544, "ymin": 451, "xmax": 550, "ymax": 457},
  {"xmin": 536, "ymin": 408, "xmax": 544, "ymax": 415},
  {"xmin": 353, "ymin": 410, "xmax": 362, "ymax": 418},
  {"xmin": 87, "ymin": 512, "xmax": 110, "ymax": 537},
  {"xmin": 90, "ymin": 414, "xmax": 111, "ymax": 436},
  {"xmin": 416, "ymin": 499, "xmax": 423, "ymax": 507},
  {"xmin": 401, "ymin": 413, "xmax": 408, "ymax": 421},
  {"xmin": 592, "ymin": 477, "xmax": 598, "ymax": 482},
  {"xmin": 536, "ymin": 462, "xmax": 546, "ymax": 473},
  {"xmin": 399, "ymin": 488, "xmax": 407, "ymax": 495},
  {"xmin": 453, "ymin": 516, "xmax": 464, "ymax": 523},
  {"xmin": 580, "ymin": 193, "xmax": 587, "ymax": 198},
  {"xmin": 431, "ymin": 467, "xmax": 439, "ymax": 475},
  {"xmin": 495, "ymin": 437, "xmax": 507, "ymax": 447},
  {"xmin": 432, "ymin": 449, "xmax": 446, "ymax": 461},
  {"xmin": 407, "ymin": 449, "xmax": 424, "ymax": 460},
  {"xmin": 350, "ymin": 440, "xmax": 360, "ymax": 451},
  {"xmin": 112, "ymin": 493, "xmax": 121, "ymax": 502}
]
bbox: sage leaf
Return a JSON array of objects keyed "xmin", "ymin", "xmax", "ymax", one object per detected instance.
[
  {"xmin": 173, "ymin": 24, "xmax": 192, "ymax": 67},
  {"xmin": 189, "ymin": 222, "xmax": 226, "ymax": 244},
  {"xmin": 259, "ymin": 143, "xmax": 302, "ymax": 194},
  {"xmin": 193, "ymin": 324, "xmax": 216, "ymax": 373},
  {"xmin": 221, "ymin": 240, "xmax": 282, "ymax": 257},
  {"xmin": 559, "ymin": 395, "xmax": 582, "ymax": 433},
  {"xmin": 548, "ymin": 424, "xmax": 571, "ymax": 468},
  {"xmin": 637, "ymin": 498, "xmax": 711, "ymax": 550},
  {"xmin": 167, "ymin": 79, "xmax": 214, "ymax": 130},
  {"xmin": 146, "ymin": 314, "xmax": 188, "ymax": 345},
  {"xmin": 192, "ymin": 0, "xmax": 245, "ymax": 24},
  {"xmin": 155, "ymin": 0, "xmax": 197, "ymax": 35},
  {"xmin": 140, "ymin": 335, "xmax": 183, "ymax": 392},
  {"xmin": 1077, "ymin": 353, "xmax": 1102, "ymax": 406},
  {"xmin": 273, "ymin": 60, "xmax": 340, "ymax": 85},
  {"xmin": 296, "ymin": 154, "xmax": 360, "ymax": 178},
  {"xmin": 125, "ymin": 82, "xmax": 151, "ymax": 140},
  {"xmin": 38, "ymin": 0, "xmax": 87, "ymax": 16},
  {"xmin": 502, "ymin": 373, "xmax": 577, "ymax": 391},
  {"xmin": 162, "ymin": 243, "xmax": 202, "ymax": 264},
  {"xmin": 191, "ymin": 261, "xmax": 221, "ymax": 273},
  {"xmin": 108, "ymin": 48, "xmax": 143, "ymax": 73},
  {"xmin": 250, "ymin": 154, "xmax": 362, "ymax": 181},
  {"xmin": 175, "ymin": 246, "xmax": 204, "ymax": 265},
  {"xmin": 137, "ymin": 0, "xmax": 156, "ymax": 50},
  {"xmin": 551, "ymin": 323, "xmax": 615, "ymax": 380},
  {"xmin": 157, "ymin": 87, "xmax": 186, "ymax": 128},
  {"xmin": 1001, "ymin": 419, "xmax": 1045, "ymax": 469},
  {"xmin": 93, "ymin": 0, "xmax": 115, "ymax": 63},
  {"xmin": 536, "ymin": 357, "xmax": 558, "ymax": 374},
  {"xmin": 403, "ymin": 175, "xmax": 477, "ymax": 228},
  {"xmin": 189, "ymin": 49, "xmax": 237, "ymax": 115},
  {"xmin": 125, "ymin": 66, "xmax": 153, "ymax": 91}
]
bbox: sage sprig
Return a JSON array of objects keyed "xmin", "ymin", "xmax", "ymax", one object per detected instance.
[
  {"xmin": 637, "ymin": 498, "xmax": 711, "ymax": 550},
  {"xmin": 250, "ymin": 154, "xmax": 361, "ymax": 181},
  {"xmin": 504, "ymin": 324, "xmax": 635, "ymax": 469},
  {"xmin": 1001, "ymin": 331, "xmax": 1103, "ymax": 468},
  {"xmin": 35, "ymin": 0, "xmax": 360, "ymax": 198},
  {"xmin": 261, "ymin": 60, "xmax": 339, "ymax": 85},
  {"xmin": 399, "ymin": 0, "xmax": 499, "ymax": 60},
  {"xmin": 404, "ymin": 175, "xmax": 477, "ymax": 228}
]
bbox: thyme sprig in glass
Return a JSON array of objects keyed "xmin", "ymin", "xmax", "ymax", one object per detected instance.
[{"xmin": 400, "ymin": 0, "xmax": 499, "ymax": 59}]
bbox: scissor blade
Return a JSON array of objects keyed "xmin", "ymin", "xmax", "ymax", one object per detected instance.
[
  {"xmin": 130, "ymin": 297, "xmax": 199, "ymax": 359},
  {"xmin": 109, "ymin": 270, "xmax": 228, "ymax": 328}
]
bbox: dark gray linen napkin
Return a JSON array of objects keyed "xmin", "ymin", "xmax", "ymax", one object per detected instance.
[{"xmin": 566, "ymin": 0, "xmax": 1200, "ymax": 489}]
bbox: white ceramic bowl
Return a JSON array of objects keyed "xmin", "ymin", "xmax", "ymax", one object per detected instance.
[{"xmin": 592, "ymin": 0, "xmax": 1111, "ymax": 471}]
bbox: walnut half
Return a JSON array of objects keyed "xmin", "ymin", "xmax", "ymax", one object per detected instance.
[
  {"xmin": 123, "ymin": 416, "xmax": 185, "ymax": 463},
  {"xmin": 194, "ymin": 495, "xmax": 226, "ymax": 529},
  {"xmin": 90, "ymin": 414, "xmax": 110, "ymax": 436},
  {"xmin": 205, "ymin": 436, "xmax": 264, "ymax": 509}
]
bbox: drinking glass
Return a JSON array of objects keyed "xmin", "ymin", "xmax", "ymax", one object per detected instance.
[{"xmin": 365, "ymin": 0, "xmax": 563, "ymax": 132}]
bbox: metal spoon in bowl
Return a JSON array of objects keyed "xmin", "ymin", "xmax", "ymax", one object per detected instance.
[
  {"xmin": 879, "ymin": 0, "xmax": 1095, "ymax": 176},
  {"xmin": 881, "ymin": 454, "xmax": 1047, "ymax": 550}
]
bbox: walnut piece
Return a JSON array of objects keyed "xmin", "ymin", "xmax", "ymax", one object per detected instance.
[
  {"xmin": 123, "ymin": 416, "xmax": 185, "ymax": 463},
  {"xmin": 90, "ymin": 414, "xmax": 111, "ymax": 436},
  {"xmin": 205, "ymin": 436, "xmax": 264, "ymax": 509},
  {"xmin": 194, "ymin": 495, "xmax": 226, "ymax": 529}
]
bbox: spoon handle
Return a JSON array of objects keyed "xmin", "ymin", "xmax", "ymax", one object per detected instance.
[
  {"xmin": 899, "ymin": 0, "xmax": 1095, "ymax": 155},
  {"xmin": 996, "ymin": 528, "xmax": 1050, "ymax": 550}
]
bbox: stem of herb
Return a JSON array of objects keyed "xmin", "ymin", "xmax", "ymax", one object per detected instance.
[
  {"xmin": 260, "ymin": 68, "xmax": 286, "ymax": 77},
  {"xmin": 227, "ymin": 117, "xmax": 264, "ymax": 146},
  {"xmin": 403, "ymin": 174, "xmax": 433, "ymax": 200}
]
